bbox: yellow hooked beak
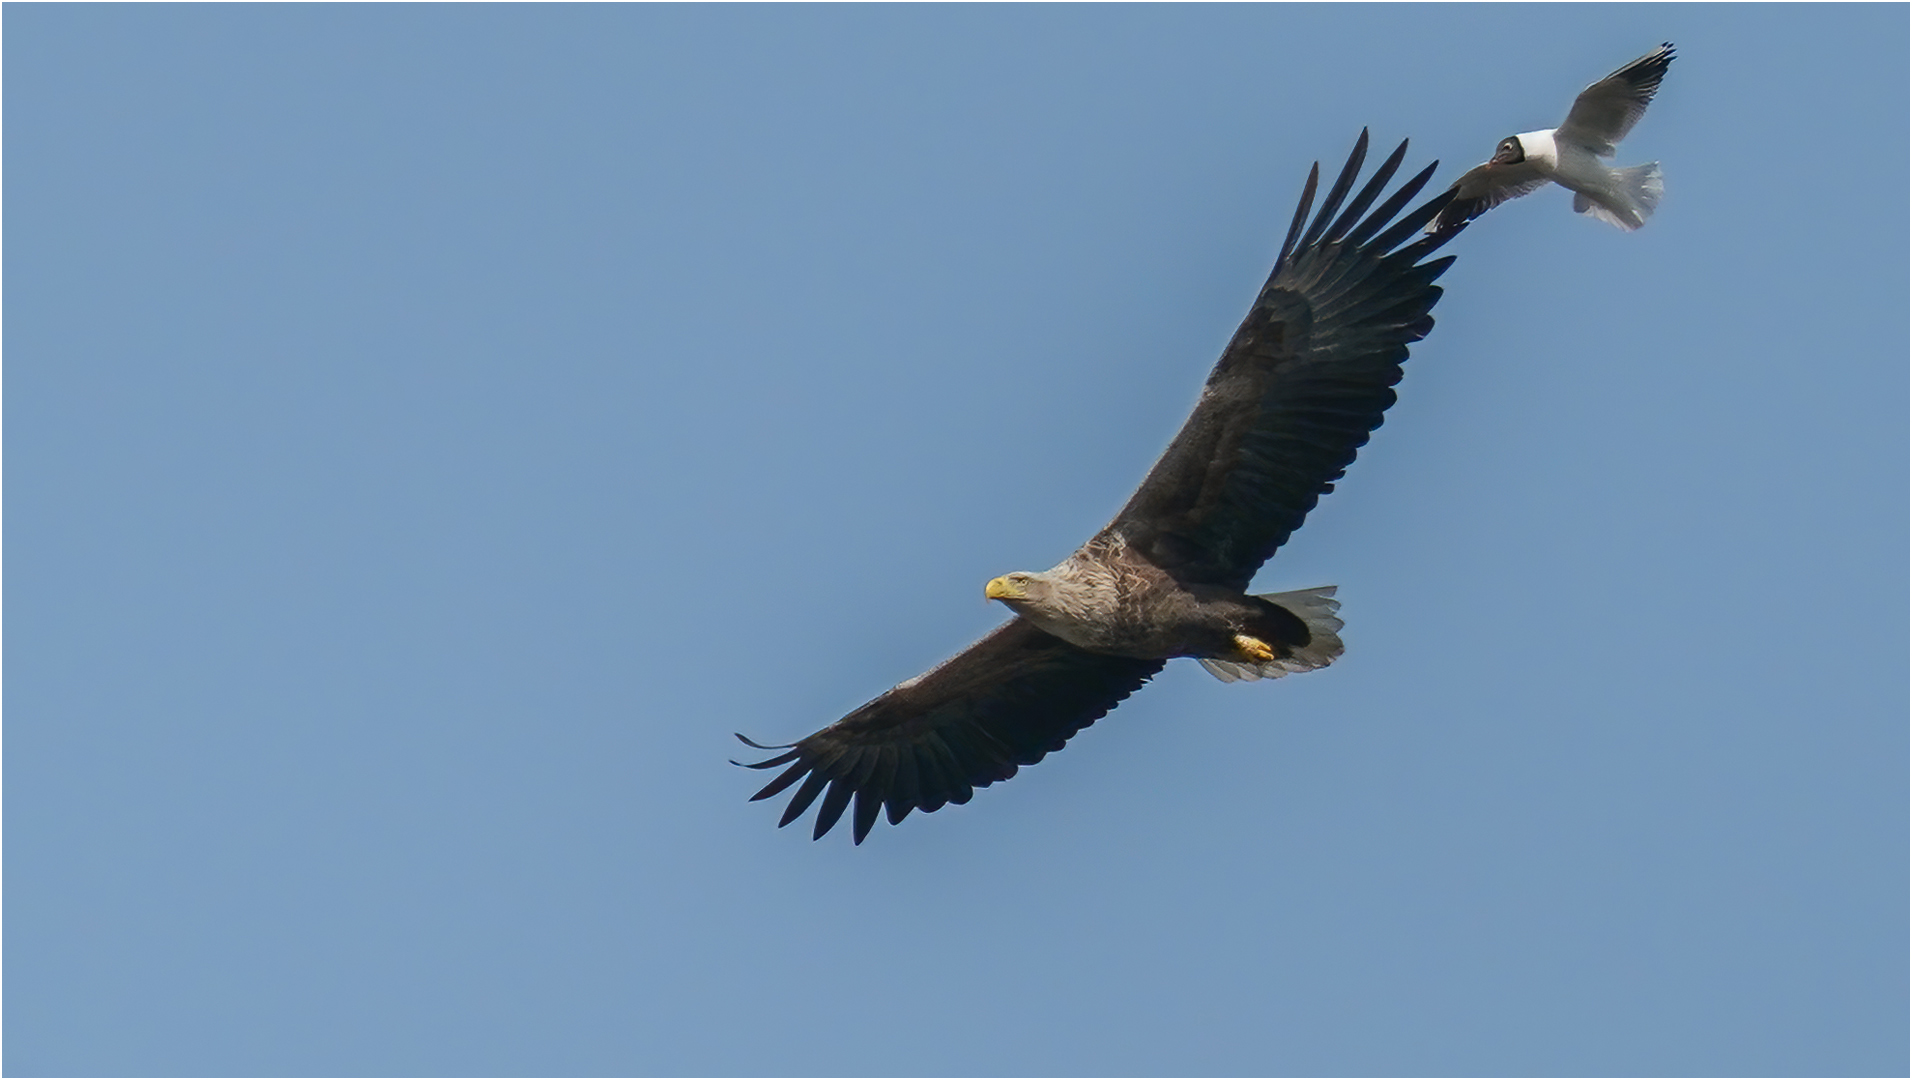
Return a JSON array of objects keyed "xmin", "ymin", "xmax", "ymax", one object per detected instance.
[{"xmin": 985, "ymin": 576, "xmax": 1026, "ymax": 601}]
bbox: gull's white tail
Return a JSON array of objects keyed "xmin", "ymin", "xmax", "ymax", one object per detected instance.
[{"xmin": 1575, "ymin": 161, "xmax": 1663, "ymax": 230}]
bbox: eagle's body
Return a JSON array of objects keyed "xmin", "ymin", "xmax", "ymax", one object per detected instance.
[
  {"xmin": 739, "ymin": 131, "xmax": 1468, "ymax": 843},
  {"xmin": 985, "ymin": 533, "xmax": 1333, "ymax": 671}
]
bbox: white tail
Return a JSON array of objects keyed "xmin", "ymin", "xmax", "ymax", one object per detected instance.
[
  {"xmin": 1574, "ymin": 161, "xmax": 1663, "ymax": 230},
  {"xmin": 1199, "ymin": 586, "xmax": 1346, "ymax": 683}
]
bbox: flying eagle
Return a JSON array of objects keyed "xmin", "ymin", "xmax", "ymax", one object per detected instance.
[{"xmin": 739, "ymin": 131, "xmax": 1466, "ymax": 843}]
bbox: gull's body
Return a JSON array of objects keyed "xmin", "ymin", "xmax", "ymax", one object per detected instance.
[{"xmin": 1431, "ymin": 43, "xmax": 1675, "ymax": 232}]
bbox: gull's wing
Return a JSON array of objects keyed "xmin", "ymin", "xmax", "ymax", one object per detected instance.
[
  {"xmin": 1557, "ymin": 43, "xmax": 1676, "ymax": 156},
  {"xmin": 1425, "ymin": 159, "xmax": 1551, "ymax": 232},
  {"xmin": 1105, "ymin": 130, "xmax": 1463, "ymax": 592},
  {"xmin": 737, "ymin": 619, "xmax": 1162, "ymax": 843}
]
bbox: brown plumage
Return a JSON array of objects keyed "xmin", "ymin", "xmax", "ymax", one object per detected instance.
[{"xmin": 738, "ymin": 130, "xmax": 1468, "ymax": 843}]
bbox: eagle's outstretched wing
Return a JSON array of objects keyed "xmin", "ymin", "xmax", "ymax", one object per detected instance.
[
  {"xmin": 738, "ymin": 619, "xmax": 1162, "ymax": 844},
  {"xmin": 1106, "ymin": 130, "xmax": 1462, "ymax": 591}
]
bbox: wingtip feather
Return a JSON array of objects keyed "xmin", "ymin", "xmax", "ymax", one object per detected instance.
[
  {"xmin": 749, "ymin": 759, "xmax": 811, "ymax": 802},
  {"xmin": 1297, "ymin": 128, "xmax": 1369, "ymax": 251},
  {"xmin": 812, "ymin": 778, "xmax": 856, "ymax": 840},
  {"xmin": 1274, "ymin": 162, "xmax": 1321, "ymax": 274},
  {"xmin": 778, "ymin": 771, "xmax": 831, "ymax": 828}
]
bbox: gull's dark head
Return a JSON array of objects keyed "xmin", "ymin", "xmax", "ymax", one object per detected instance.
[{"xmin": 1490, "ymin": 136, "xmax": 1526, "ymax": 165}]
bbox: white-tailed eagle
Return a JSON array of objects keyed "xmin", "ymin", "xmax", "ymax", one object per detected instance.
[{"xmin": 739, "ymin": 131, "xmax": 1467, "ymax": 843}]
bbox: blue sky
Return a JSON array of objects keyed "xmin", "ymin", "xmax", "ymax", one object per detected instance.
[{"xmin": 8, "ymin": 5, "xmax": 1906, "ymax": 1076}]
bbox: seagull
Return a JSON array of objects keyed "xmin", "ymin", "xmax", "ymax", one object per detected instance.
[{"xmin": 1429, "ymin": 43, "xmax": 1675, "ymax": 233}]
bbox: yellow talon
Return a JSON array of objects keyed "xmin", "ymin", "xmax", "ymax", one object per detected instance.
[{"xmin": 1233, "ymin": 633, "xmax": 1276, "ymax": 662}]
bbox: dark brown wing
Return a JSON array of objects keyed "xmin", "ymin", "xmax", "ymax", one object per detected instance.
[
  {"xmin": 1106, "ymin": 130, "xmax": 1463, "ymax": 591},
  {"xmin": 738, "ymin": 619, "xmax": 1163, "ymax": 843},
  {"xmin": 1558, "ymin": 43, "xmax": 1675, "ymax": 157}
]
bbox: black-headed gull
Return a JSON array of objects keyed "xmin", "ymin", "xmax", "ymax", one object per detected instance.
[{"xmin": 1430, "ymin": 43, "xmax": 1675, "ymax": 233}]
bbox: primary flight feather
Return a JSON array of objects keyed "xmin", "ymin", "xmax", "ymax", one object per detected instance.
[{"xmin": 738, "ymin": 131, "xmax": 1467, "ymax": 843}]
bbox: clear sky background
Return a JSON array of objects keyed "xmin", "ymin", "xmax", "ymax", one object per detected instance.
[{"xmin": 9, "ymin": 5, "xmax": 1906, "ymax": 1076}]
